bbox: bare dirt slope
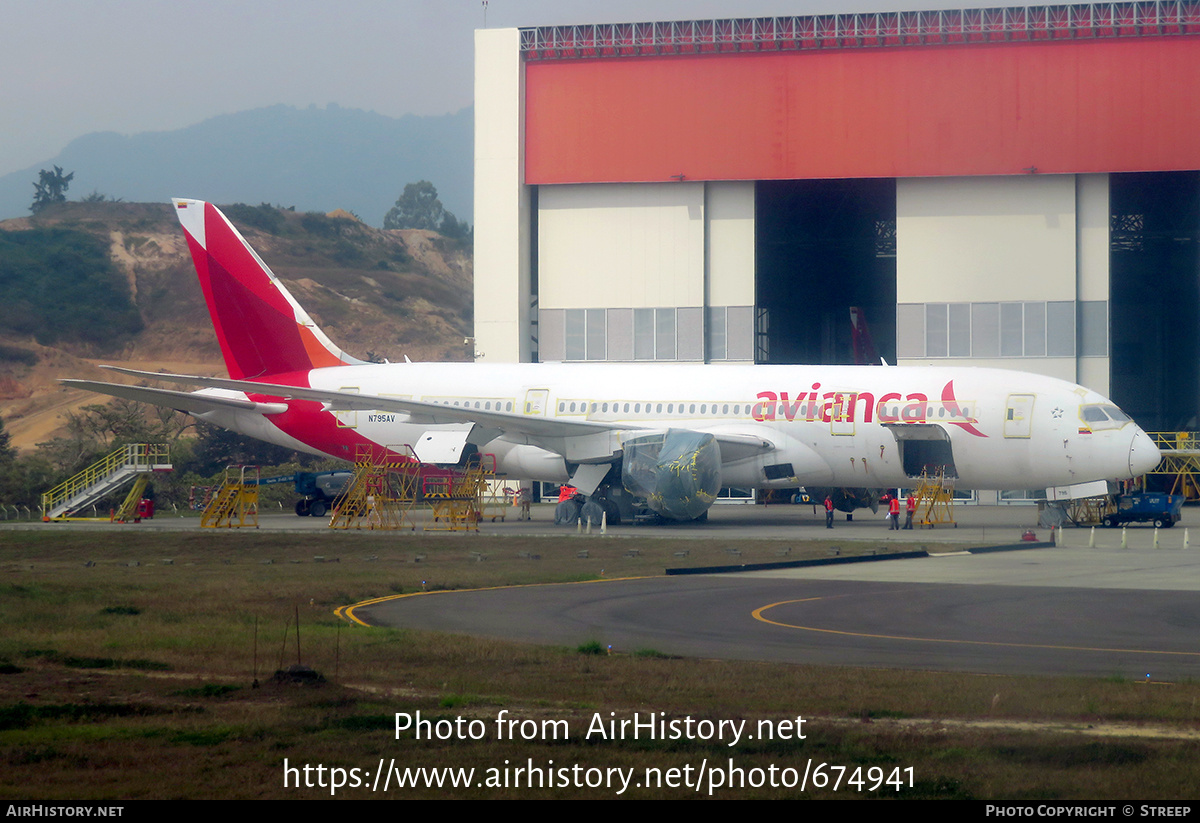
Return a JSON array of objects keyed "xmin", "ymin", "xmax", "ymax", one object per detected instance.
[{"xmin": 0, "ymin": 201, "xmax": 473, "ymax": 451}]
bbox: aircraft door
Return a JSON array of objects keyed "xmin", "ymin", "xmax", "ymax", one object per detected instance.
[
  {"xmin": 883, "ymin": 423, "xmax": 958, "ymax": 479},
  {"xmin": 1004, "ymin": 394, "xmax": 1035, "ymax": 439},
  {"xmin": 524, "ymin": 389, "xmax": 550, "ymax": 416},
  {"xmin": 829, "ymin": 392, "xmax": 856, "ymax": 436}
]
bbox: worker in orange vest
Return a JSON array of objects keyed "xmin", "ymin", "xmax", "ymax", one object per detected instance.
[
  {"xmin": 824, "ymin": 494, "xmax": 834, "ymax": 529},
  {"xmin": 888, "ymin": 494, "xmax": 900, "ymax": 530},
  {"xmin": 904, "ymin": 493, "xmax": 917, "ymax": 530}
]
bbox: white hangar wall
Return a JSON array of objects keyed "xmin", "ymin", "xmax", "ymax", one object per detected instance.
[
  {"xmin": 895, "ymin": 174, "xmax": 1111, "ymax": 394},
  {"xmin": 474, "ymin": 24, "xmax": 1115, "ymax": 389},
  {"xmin": 535, "ymin": 181, "xmax": 756, "ymax": 363},
  {"xmin": 473, "ymin": 27, "xmax": 529, "ymax": 363}
]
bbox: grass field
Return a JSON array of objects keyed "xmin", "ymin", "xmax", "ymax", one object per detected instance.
[{"xmin": 2, "ymin": 528, "xmax": 1199, "ymax": 800}]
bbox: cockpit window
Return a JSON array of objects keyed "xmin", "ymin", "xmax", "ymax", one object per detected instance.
[{"xmin": 1080, "ymin": 404, "xmax": 1133, "ymax": 430}]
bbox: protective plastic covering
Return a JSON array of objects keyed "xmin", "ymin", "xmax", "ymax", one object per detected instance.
[{"xmin": 621, "ymin": 429, "xmax": 722, "ymax": 521}]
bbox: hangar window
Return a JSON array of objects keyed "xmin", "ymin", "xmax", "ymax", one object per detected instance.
[
  {"xmin": 633, "ymin": 308, "xmax": 680, "ymax": 361},
  {"xmin": 1000, "ymin": 303, "xmax": 1023, "ymax": 356},
  {"xmin": 634, "ymin": 309, "xmax": 655, "ymax": 360},
  {"xmin": 564, "ymin": 309, "xmax": 607, "ymax": 361},
  {"xmin": 708, "ymin": 308, "xmax": 726, "ymax": 360},
  {"xmin": 656, "ymin": 309, "xmax": 677, "ymax": 360},
  {"xmin": 926, "ymin": 304, "xmax": 948, "ymax": 357},
  {"xmin": 899, "ymin": 301, "xmax": 1079, "ymax": 359},
  {"xmin": 924, "ymin": 303, "xmax": 972, "ymax": 357},
  {"xmin": 548, "ymin": 306, "xmax": 700, "ymax": 363}
]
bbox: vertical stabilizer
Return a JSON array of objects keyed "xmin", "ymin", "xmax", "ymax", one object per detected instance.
[{"xmin": 173, "ymin": 199, "xmax": 363, "ymax": 379}]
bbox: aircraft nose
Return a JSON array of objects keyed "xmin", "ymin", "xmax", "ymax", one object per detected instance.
[{"xmin": 1128, "ymin": 428, "xmax": 1161, "ymax": 477}]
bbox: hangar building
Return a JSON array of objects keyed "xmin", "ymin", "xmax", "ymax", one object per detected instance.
[{"xmin": 474, "ymin": 3, "xmax": 1200, "ymax": 434}]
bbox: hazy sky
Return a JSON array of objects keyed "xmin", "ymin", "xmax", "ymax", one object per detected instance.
[{"xmin": 3, "ymin": 0, "xmax": 1007, "ymax": 178}]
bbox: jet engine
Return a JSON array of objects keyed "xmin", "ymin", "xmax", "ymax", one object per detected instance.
[{"xmin": 621, "ymin": 429, "xmax": 722, "ymax": 521}]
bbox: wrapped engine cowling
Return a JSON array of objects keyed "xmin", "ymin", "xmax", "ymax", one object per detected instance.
[{"xmin": 621, "ymin": 429, "xmax": 722, "ymax": 521}]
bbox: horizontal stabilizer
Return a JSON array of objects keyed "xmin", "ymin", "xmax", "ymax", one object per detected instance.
[
  {"xmin": 98, "ymin": 365, "xmax": 625, "ymax": 439},
  {"xmin": 62, "ymin": 379, "xmax": 289, "ymax": 416}
]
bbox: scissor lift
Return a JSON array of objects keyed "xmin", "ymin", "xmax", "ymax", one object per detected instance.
[{"xmin": 1147, "ymin": 432, "xmax": 1197, "ymax": 499}]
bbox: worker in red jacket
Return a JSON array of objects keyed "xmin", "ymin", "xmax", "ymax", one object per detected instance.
[
  {"xmin": 904, "ymin": 493, "xmax": 917, "ymax": 530},
  {"xmin": 824, "ymin": 494, "xmax": 834, "ymax": 529},
  {"xmin": 888, "ymin": 494, "xmax": 900, "ymax": 530}
]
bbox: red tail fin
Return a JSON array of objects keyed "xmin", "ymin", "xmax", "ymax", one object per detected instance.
[{"xmin": 173, "ymin": 199, "xmax": 362, "ymax": 379}]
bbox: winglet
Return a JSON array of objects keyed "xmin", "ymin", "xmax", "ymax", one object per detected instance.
[{"xmin": 173, "ymin": 199, "xmax": 363, "ymax": 379}]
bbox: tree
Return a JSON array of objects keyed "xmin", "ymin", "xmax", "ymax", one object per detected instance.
[
  {"xmin": 189, "ymin": 422, "xmax": 307, "ymax": 477},
  {"xmin": 29, "ymin": 166, "xmax": 74, "ymax": 214},
  {"xmin": 80, "ymin": 190, "xmax": 121, "ymax": 203},
  {"xmin": 437, "ymin": 210, "xmax": 472, "ymax": 242},
  {"xmin": 0, "ymin": 416, "xmax": 15, "ymax": 464},
  {"xmin": 36, "ymin": 398, "xmax": 191, "ymax": 477},
  {"xmin": 383, "ymin": 180, "xmax": 471, "ymax": 241},
  {"xmin": 384, "ymin": 180, "xmax": 445, "ymax": 231}
]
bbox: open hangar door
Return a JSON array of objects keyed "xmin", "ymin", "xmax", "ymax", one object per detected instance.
[
  {"xmin": 1110, "ymin": 171, "xmax": 1200, "ymax": 432},
  {"xmin": 755, "ymin": 179, "xmax": 896, "ymax": 366}
]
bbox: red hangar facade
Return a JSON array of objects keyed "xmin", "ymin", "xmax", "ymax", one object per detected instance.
[{"xmin": 473, "ymin": 4, "xmax": 1200, "ymax": 476}]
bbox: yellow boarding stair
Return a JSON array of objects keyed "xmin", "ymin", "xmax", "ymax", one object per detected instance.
[
  {"xmin": 912, "ymin": 468, "xmax": 956, "ymax": 528},
  {"xmin": 329, "ymin": 445, "xmax": 420, "ymax": 530},
  {"xmin": 424, "ymin": 454, "xmax": 494, "ymax": 532},
  {"xmin": 200, "ymin": 466, "xmax": 260, "ymax": 528},
  {"xmin": 42, "ymin": 444, "xmax": 172, "ymax": 521}
]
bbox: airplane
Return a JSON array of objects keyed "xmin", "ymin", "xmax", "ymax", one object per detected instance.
[{"xmin": 63, "ymin": 199, "xmax": 1162, "ymax": 524}]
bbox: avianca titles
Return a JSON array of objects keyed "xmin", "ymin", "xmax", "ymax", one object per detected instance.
[{"xmin": 64, "ymin": 199, "xmax": 1161, "ymax": 523}]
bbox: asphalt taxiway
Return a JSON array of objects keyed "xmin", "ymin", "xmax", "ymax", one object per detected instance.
[
  {"xmin": 341, "ymin": 503, "xmax": 1200, "ymax": 679},
  {"xmin": 23, "ymin": 502, "xmax": 1200, "ymax": 678}
]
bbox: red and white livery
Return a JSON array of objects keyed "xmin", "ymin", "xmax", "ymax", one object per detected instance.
[{"xmin": 65, "ymin": 200, "xmax": 1161, "ymax": 522}]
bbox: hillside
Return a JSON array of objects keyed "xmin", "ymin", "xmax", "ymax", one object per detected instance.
[
  {"xmin": 0, "ymin": 200, "xmax": 472, "ymax": 451},
  {"xmin": 0, "ymin": 104, "xmax": 473, "ymax": 227}
]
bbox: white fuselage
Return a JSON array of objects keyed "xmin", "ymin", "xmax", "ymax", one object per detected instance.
[{"xmin": 197, "ymin": 361, "xmax": 1160, "ymax": 492}]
